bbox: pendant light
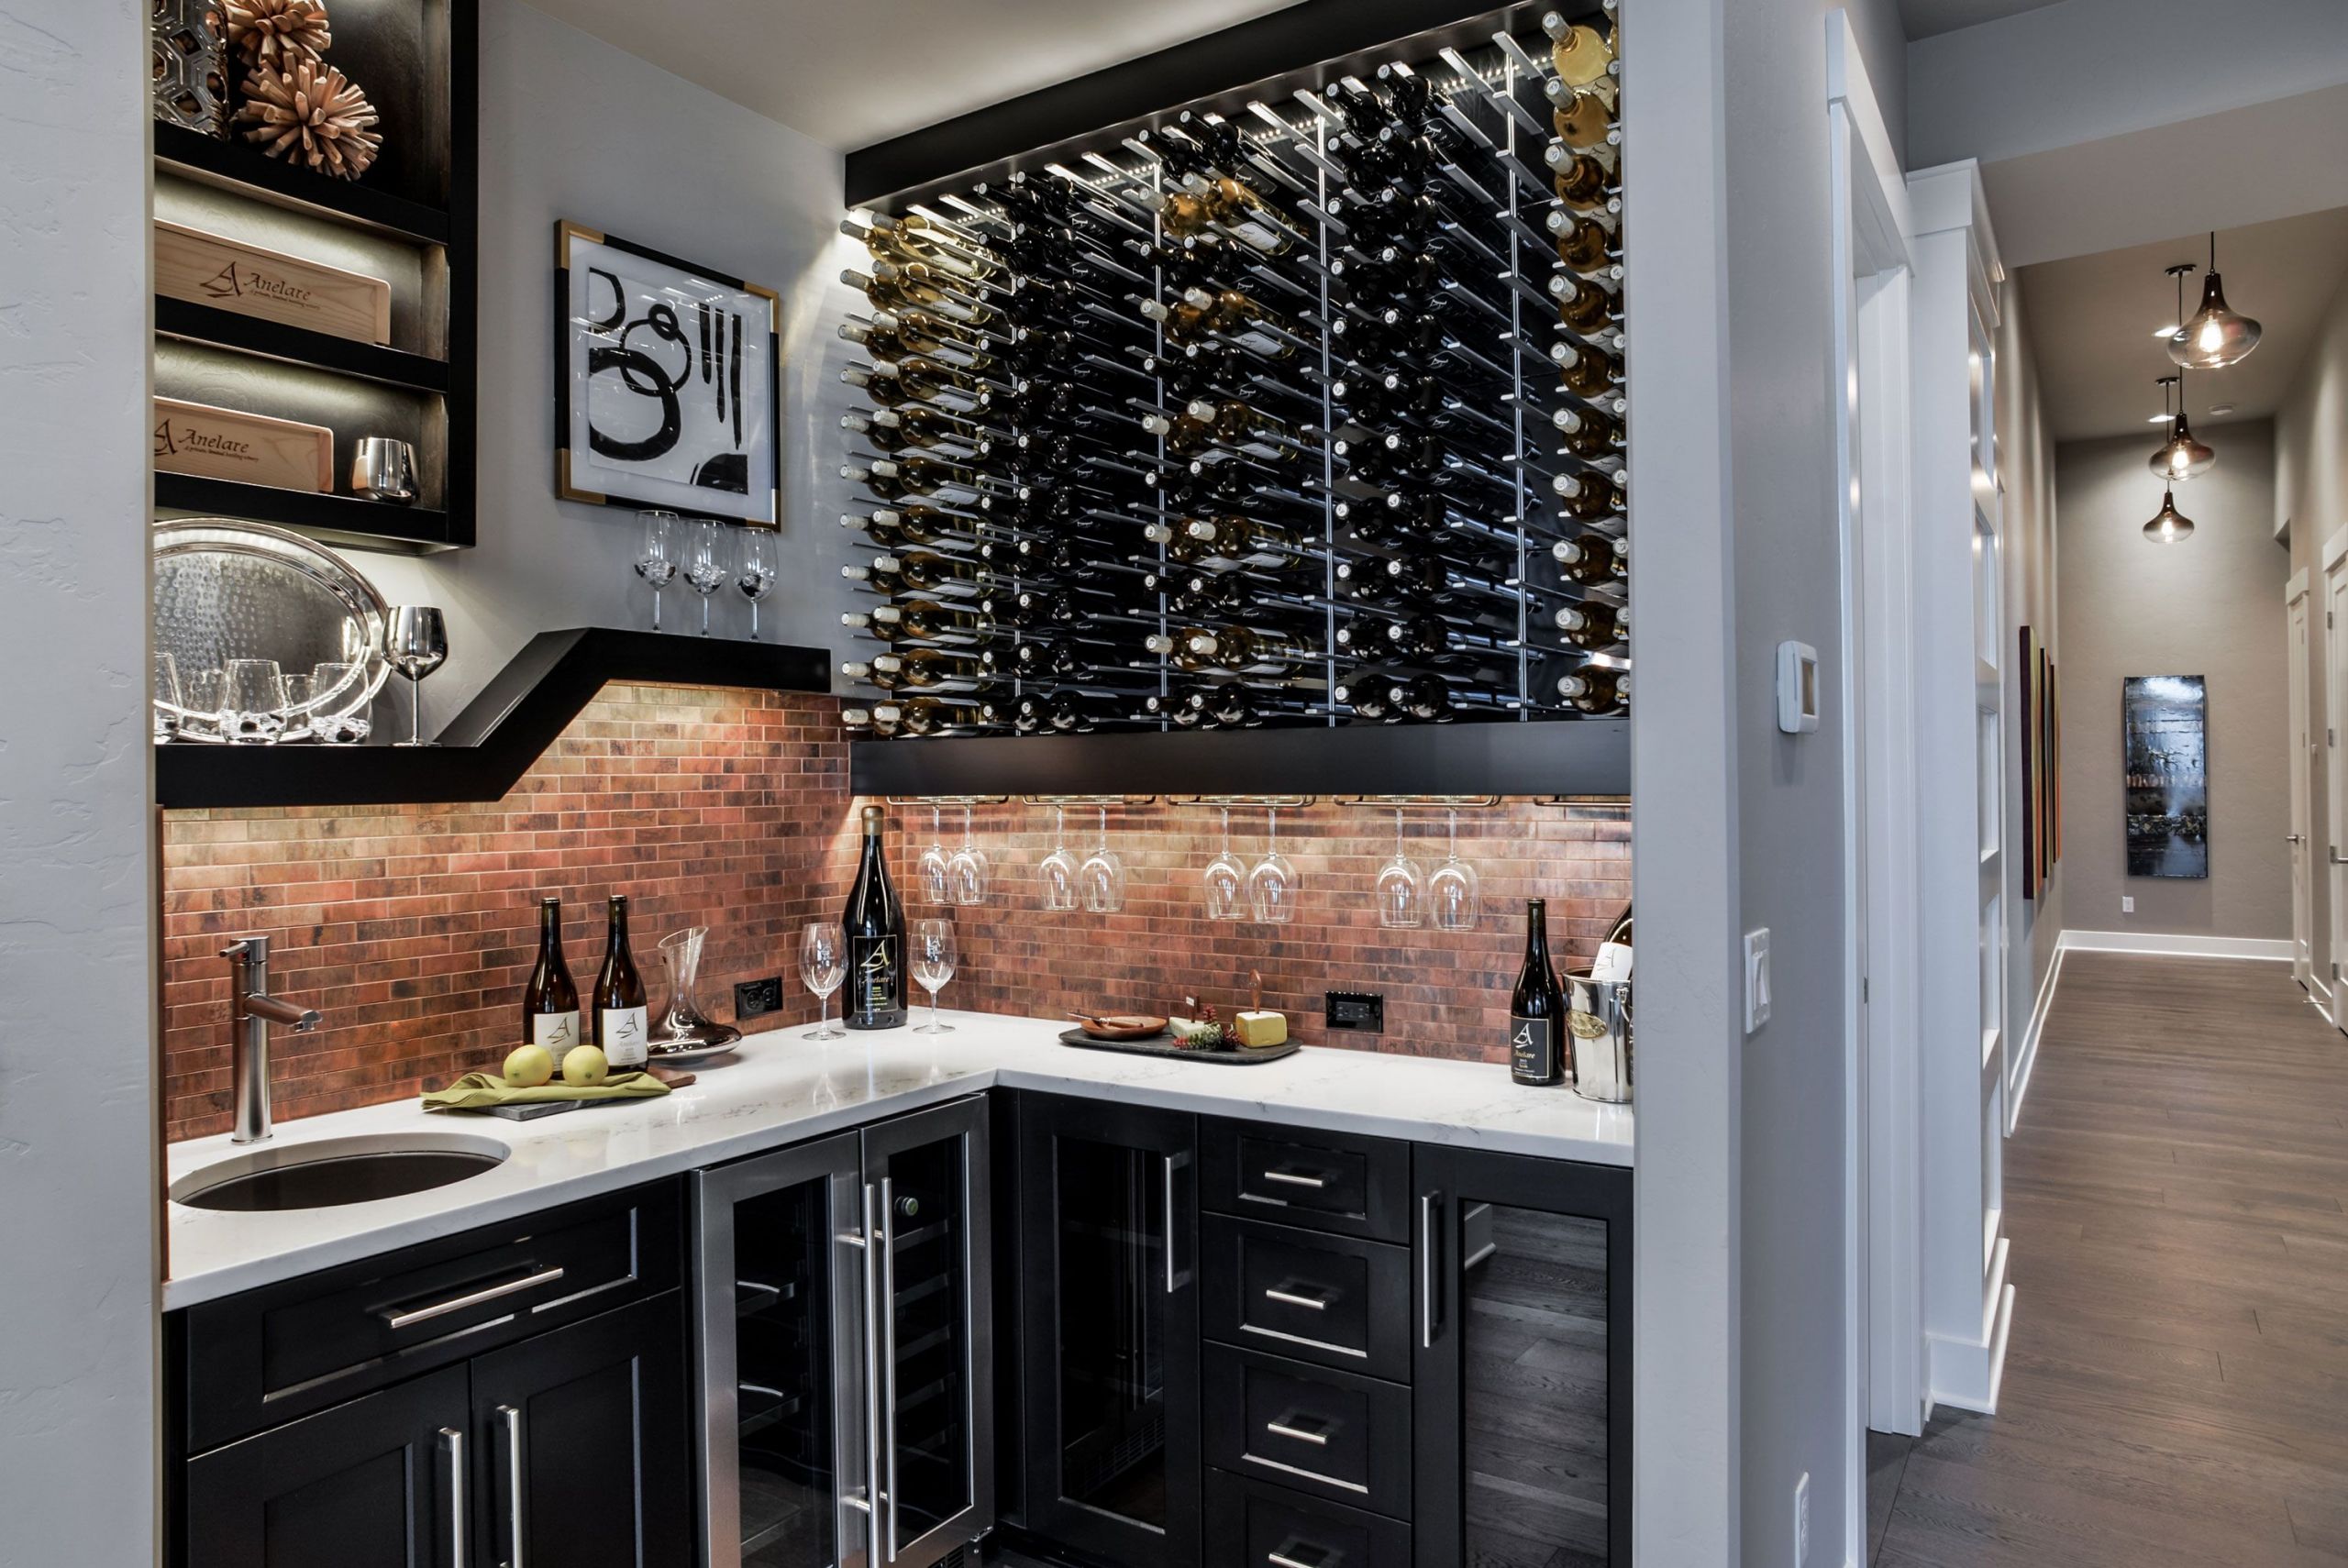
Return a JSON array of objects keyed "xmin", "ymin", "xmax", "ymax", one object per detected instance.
[
  {"xmin": 2167, "ymin": 231, "xmax": 2262, "ymax": 370},
  {"xmin": 2143, "ymin": 484, "xmax": 2195, "ymax": 543},
  {"xmin": 2147, "ymin": 327, "xmax": 2216, "ymax": 482}
]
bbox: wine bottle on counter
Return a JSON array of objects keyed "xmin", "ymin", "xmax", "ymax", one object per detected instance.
[
  {"xmin": 594, "ymin": 894, "xmax": 649, "ymax": 1067},
  {"xmin": 522, "ymin": 895, "xmax": 581, "ymax": 1052},
  {"xmin": 1594, "ymin": 905, "xmax": 1634, "ymax": 982},
  {"xmin": 1510, "ymin": 898, "xmax": 1567, "ymax": 1086},
  {"xmin": 844, "ymin": 804, "xmax": 907, "ymax": 1029}
]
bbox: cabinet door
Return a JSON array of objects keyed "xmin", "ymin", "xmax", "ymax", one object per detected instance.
[
  {"xmin": 1016, "ymin": 1091, "xmax": 1201, "ymax": 1568},
  {"xmin": 1411, "ymin": 1147, "xmax": 1631, "ymax": 1568},
  {"xmin": 471, "ymin": 1293, "xmax": 694, "ymax": 1568},
  {"xmin": 186, "ymin": 1364, "xmax": 470, "ymax": 1568}
]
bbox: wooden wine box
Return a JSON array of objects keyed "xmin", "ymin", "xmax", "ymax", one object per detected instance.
[
  {"xmin": 152, "ymin": 397, "xmax": 335, "ymax": 493},
  {"xmin": 155, "ymin": 220, "xmax": 393, "ymax": 346}
]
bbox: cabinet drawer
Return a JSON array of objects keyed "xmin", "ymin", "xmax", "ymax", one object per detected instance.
[
  {"xmin": 1206, "ymin": 1467, "xmax": 1412, "ymax": 1568},
  {"xmin": 1201, "ymin": 1119, "xmax": 1411, "ymax": 1242},
  {"xmin": 1203, "ymin": 1345, "xmax": 1412, "ymax": 1518},
  {"xmin": 1202, "ymin": 1214, "xmax": 1412, "ymax": 1381},
  {"xmin": 183, "ymin": 1177, "xmax": 682, "ymax": 1452}
]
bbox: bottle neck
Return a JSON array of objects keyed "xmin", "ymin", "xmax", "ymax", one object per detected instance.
[
  {"xmin": 1523, "ymin": 902, "xmax": 1552, "ymax": 961},
  {"xmin": 538, "ymin": 903, "xmax": 561, "ymax": 950},
  {"xmin": 607, "ymin": 901, "xmax": 628, "ymax": 945}
]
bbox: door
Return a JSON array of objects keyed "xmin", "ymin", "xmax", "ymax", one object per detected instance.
[
  {"xmin": 1016, "ymin": 1091, "xmax": 1201, "ymax": 1568},
  {"xmin": 1412, "ymin": 1147, "xmax": 1631, "ymax": 1568},
  {"xmin": 861, "ymin": 1097, "xmax": 995, "ymax": 1568},
  {"xmin": 186, "ymin": 1364, "xmax": 470, "ymax": 1568},
  {"xmin": 694, "ymin": 1131, "xmax": 868, "ymax": 1568},
  {"xmin": 2288, "ymin": 579, "xmax": 2314, "ymax": 993},
  {"xmin": 471, "ymin": 1295, "xmax": 694, "ymax": 1568},
  {"xmin": 2326, "ymin": 541, "xmax": 2348, "ymax": 1029}
]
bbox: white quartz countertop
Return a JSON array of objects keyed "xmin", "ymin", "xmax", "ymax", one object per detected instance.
[{"xmin": 163, "ymin": 1009, "xmax": 1634, "ymax": 1309}]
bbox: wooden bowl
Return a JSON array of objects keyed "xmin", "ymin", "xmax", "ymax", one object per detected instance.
[{"xmin": 1071, "ymin": 1012, "xmax": 1168, "ymax": 1041}]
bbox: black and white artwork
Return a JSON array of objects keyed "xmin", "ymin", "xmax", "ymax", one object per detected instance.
[
  {"xmin": 2122, "ymin": 674, "xmax": 2209, "ymax": 879},
  {"xmin": 557, "ymin": 222, "xmax": 779, "ymax": 527}
]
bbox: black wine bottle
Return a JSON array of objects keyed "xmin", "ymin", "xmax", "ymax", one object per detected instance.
[
  {"xmin": 1510, "ymin": 898, "xmax": 1567, "ymax": 1086},
  {"xmin": 594, "ymin": 894, "xmax": 648, "ymax": 1067},
  {"xmin": 522, "ymin": 895, "xmax": 581, "ymax": 1054},
  {"xmin": 844, "ymin": 804, "xmax": 907, "ymax": 1029}
]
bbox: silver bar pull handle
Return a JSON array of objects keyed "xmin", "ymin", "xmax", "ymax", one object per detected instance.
[
  {"xmin": 858, "ymin": 1183, "xmax": 884, "ymax": 1567},
  {"xmin": 1264, "ymin": 1286, "xmax": 1329, "ymax": 1311},
  {"xmin": 497, "ymin": 1405, "xmax": 525, "ymax": 1568},
  {"xmin": 382, "ymin": 1266, "xmax": 565, "ymax": 1331},
  {"xmin": 1163, "ymin": 1150, "xmax": 1192, "ymax": 1294},
  {"xmin": 1269, "ymin": 1553, "xmax": 1322, "ymax": 1568},
  {"xmin": 880, "ymin": 1176, "xmax": 901, "ymax": 1564},
  {"xmin": 1262, "ymin": 1169, "xmax": 1327, "ymax": 1189},
  {"xmin": 439, "ymin": 1427, "xmax": 467, "ymax": 1568},
  {"xmin": 1419, "ymin": 1191, "xmax": 1442, "ymax": 1350},
  {"xmin": 1265, "ymin": 1418, "xmax": 1331, "ymax": 1447}
]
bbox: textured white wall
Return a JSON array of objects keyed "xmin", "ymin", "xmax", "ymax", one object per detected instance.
[
  {"xmin": 0, "ymin": 1, "xmax": 160, "ymax": 1562},
  {"xmin": 1998, "ymin": 282, "xmax": 2060, "ymax": 1028},
  {"xmin": 2279, "ymin": 265, "xmax": 2348, "ymax": 967}
]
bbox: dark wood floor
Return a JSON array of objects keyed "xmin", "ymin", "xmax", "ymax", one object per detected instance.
[{"xmin": 1871, "ymin": 952, "xmax": 2348, "ymax": 1567}]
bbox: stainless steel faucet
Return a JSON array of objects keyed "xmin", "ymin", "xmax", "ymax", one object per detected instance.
[{"xmin": 223, "ymin": 935, "xmax": 321, "ymax": 1144}]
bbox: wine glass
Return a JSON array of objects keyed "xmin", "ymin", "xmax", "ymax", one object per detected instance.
[
  {"xmin": 1431, "ymin": 808, "xmax": 1483, "ymax": 932},
  {"xmin": 737, "ymin": 526, "xmax": 778, "ymax": 640},
  {"xmin": 1203, "ymin": 807, "xmax": 1246, "ymax": 922},
  {"xmin": 1080, "ymin": 806, "xmax": 1125, "ymax": 913},
  {"xmin": 1247, "ymin": 806, "xmax": 1300, "ymax": 924},
  {"xmin": 635, "ymin": 510, "xmax": 680, "ymax": 631},
  {"xmin": 948, "ymin": 804, "xmax": 991, "ymax": 906},
  {"xmin": 682, "ymin": 519, "xmax": 730, "ymax": 636},
  {"xmin": 310, "ymin": 661, "xmax": 371, "ymax": 745},
  {"xmin": 911, "ymin": 918, "xmax": 957, "ymax": 1034},
  {"xmin": 153, "ymin": 652, "xmax": 183, "ymax": 744},
  {"xmin": 918, "ymin": 806, "xmax": 953, "ymax": 905},
  {"xmin": 219, "ymin": 658, "xmax": 288, "ymax": 745},
  {"xmin": 800, "ymin": 921, "xmax": 847, "ymax": 1040},
  {"xmin": 1038, "ymin": 805, "xmax": 1080, "ymax": 911},
  {"xmin": 387, "ymin": 606, "xmax": 448, "ymax": 746},
  {"xmin": 1375, "ymin": 808, "xmax": 1423, "ymax": 928}
]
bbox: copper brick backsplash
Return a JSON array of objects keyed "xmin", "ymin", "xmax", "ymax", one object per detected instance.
[{"xmin": 161, "ymin": 682, "xmax": 1629, "ymax": 1140}]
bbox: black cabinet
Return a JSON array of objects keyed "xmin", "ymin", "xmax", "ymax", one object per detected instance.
[{"xmin": 1015, "ymin": 1092, "xmax": 1202, "ymax": 1568}]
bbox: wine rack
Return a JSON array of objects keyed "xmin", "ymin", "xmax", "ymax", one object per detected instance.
[{"xmin": 836, "ymin": 2, "xmax": 1624, "ymax": 745}]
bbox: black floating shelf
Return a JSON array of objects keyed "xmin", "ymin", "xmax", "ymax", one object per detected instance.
[
  {"xmin": 850, "ymin": 718, "xmax": 1629, "ymax": 799},
  {"xmin": 154, "ymin": 473, "xmax": 460, "ymax": 555},
  {"xmin": 157, "ymin": 628, "xmax": 832, "ymax": 810},
  {"xmin": 155, "ymin": 123, "xmax": 451, "ymax": 244},
  {"xmin": 157, "ymin": 297, "xmax": 451, "ymax": 393}
]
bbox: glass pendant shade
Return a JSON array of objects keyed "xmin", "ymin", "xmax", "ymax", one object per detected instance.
[
  {"xmin": 2148, "ymin": 408, "xmax": 2215, "ymax": 480},
  {"xmin": 2143, "ymin": 486, "xmax": 2195, "ymax": 543},
  {"xmin": 2167, "ymin": 271, "xmax": 2262, "ymax": 370}
]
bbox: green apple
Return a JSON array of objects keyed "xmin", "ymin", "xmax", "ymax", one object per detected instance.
[
  {"xmin": 502, "ymin": 1043, "xmax": 555, "ymax": 1088},
  {"xmin": 561, "ymin": 1044, "xmax": 609, "ymax": 1087}
]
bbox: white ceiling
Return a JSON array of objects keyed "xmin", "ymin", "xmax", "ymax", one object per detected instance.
[
  {"xmin": 525, "ymin": 0, "xmax": 1313, "ymax": 149},
  {"xmin": 1896, "ymin": 0, "xmax": 2069, "ymax": 40},
  {"xmin": 2016, "ymin": 206, "xmax": 2348, "ymax": 443}
]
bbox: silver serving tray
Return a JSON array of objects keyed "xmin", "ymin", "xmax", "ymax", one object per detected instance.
[{"xmin": 152, "ymin": 520, "xmax": 391, "ymax": 741}]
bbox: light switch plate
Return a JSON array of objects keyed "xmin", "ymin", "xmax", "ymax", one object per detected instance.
[
  {"xmin": 1776, "ymin": 641, "xmax": 1821, "ymax": 734},
  {"xmin": 1744, "ymin": 928, "xmax": 1771, "ymax": 1033}
]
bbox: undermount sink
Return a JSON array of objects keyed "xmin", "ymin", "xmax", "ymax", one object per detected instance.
[{"xmin": 171, "ymin": 1132, "xmax": 510, "ymax": 1212}]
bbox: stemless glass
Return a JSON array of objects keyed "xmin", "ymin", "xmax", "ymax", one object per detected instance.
[
  {"xmin": 1248, "ymin": 806, "xmax": 1300, "ymax": 924},
  {"xmin": 948, "ymin": 804, "xmax": 991, "ymax": 906},
  {"xmin": 911, "ymin": 918, "xmax": 958, "ymax": 1034},
  {"xmin": 310, "ymin": 661, "xmax": 371, "ymax": 745},
  {"xmin": 800, "ymin": 921, "xmax": 847, "ymax": 1040},
  {"xmin": 183, "ymin": 668, "xmax": 225, "ymax": 743},
  {"xmin": 1038, "ymin": 805, "xmax": 1080, "ymax": 911},
  {"xmin": 387, "ymin": 605, "xmax": 448, "ymax": 747},
  {"xmin": 1431, "ymin": 808, "xmax": 1483, "ymax": 932},
  {"xmin": 219, "ymin": 658, "xmax": 288, "ymax": 745},
  {"xmin": 279, "ymin": 673, "xmax": 314, "ymax": 741},
  {"xmin": 635, "ymin": 510, "xmax": 680, "ymax": 631},
  {"xmin": 153, "ymin": 652, "xmax": 183, "ymax": 744},
  {"xmin": 682, "ymin": 518, "xmax": 730, "ymax": 635},
  {"xmin": 1375, "ymin": 808, "xmax": 1424, "ymax": 928},
  {"xmin": 1203, "ymin": 806, "xmax": 1246, "ymax": 922},
  {"xmin": 1080, "ymin": 806, "xmax": 1125, "ymax": 913},
  {"xmin": 737, "ymin": 526, "xmax": 778, "ymax": 640},
  {"xmin": 918, "ymin": 806, "xmax": 953, "ymax": 905}
]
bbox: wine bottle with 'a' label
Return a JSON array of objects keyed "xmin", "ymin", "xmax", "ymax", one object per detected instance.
[{"xmin": 1510, "ymin": 898, "xmax": 1566, "ymax": 1086}]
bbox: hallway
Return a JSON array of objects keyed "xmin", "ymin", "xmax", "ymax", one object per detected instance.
[{"xmin": 1870, "ymin": 952, "xmax": 2348, "ymax": 1566}]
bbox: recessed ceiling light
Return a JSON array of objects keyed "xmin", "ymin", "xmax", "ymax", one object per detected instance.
[
  {"xmin": 2148, "ymin": 412, "xmax": 2174, "ymax": 424},
  {"xmin": 2210, "ymin": 403, "xmax": 2236, "ymax": 416}
]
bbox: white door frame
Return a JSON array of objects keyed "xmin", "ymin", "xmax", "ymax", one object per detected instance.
[
  {"xmin": 2287, "ymin": 569, "xmax": 2316, "ymax": 1000},
  {"xmin": 2323, "ymin": 528, "xmax": 2348, "ymax": 1029}
]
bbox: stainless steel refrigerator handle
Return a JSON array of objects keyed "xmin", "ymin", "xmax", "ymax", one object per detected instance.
[
  {"xmin": 382, "ymin": 1266, "xmax": 564, "ymax": 1330},
  {"xmin": 1163, "ymin": 1152, "xmax": 1180, "ymax": 1294},
  {"xmin": 1419, "ymin": 1191, "xmax": 1440, "ymax": 1349},
  {"xmin": 497, "ymin": 1405, "xmax": 525, "ymax": 1568},
  {"xmin": 858, "ymin": 1182, "xmax": 884, "ymax": 1566},
  {"xmin": 880, "ymin": 1176, "xmax": 902, "ymax": 1564},
  {"xmin": 438, "ymin": 1427, "xmax": 467, "ymax": 1568}
]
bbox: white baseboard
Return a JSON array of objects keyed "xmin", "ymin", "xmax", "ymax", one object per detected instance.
[
  {"xmin": 1926, "ymin": 1236, "xmax": 2012, "ymax": 1415},
  {"xmin": 2306, "ymin": 973, "xmax": 2331, "ymax": 1010},
  {"xmin": 2060, "ymin": 929, "xmax": 2294, "ymax": 962},
  {"xmin": 2005, "ymin": 944, "xmax": 2064, "ymax": 1134}
]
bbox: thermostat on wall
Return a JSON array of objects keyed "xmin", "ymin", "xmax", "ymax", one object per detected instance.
[{"xmin": 1777, "ymin": 641, "xmax": 1820, "ymax": 734}]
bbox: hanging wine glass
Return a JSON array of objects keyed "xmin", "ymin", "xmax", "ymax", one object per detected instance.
[
  {"xmin": 1247, "ymin": 805, "xmax": 1300, "ymax": 924},
  {"xmin": 681, "ymin": 519, "xmax": 730, "ymax": 636},
  {"xmin": 1038, "ymin": 804, "xmax": 1080, "ymax": 911},
  {"xmin": 737, "ymin": 526, "xmax": 778, "ymax": 640},
  {"xmin": 917, "ymin": 806, "xmax": 952, "ymax": 905},
  {"xmin": 635, "ymin": 510, "xmax": 679, "ymax": 632},
  {"xmin": 1080, "ymin": 805, "xmax": 1125, "ymax": 913},
  {"xmin": 1375, "ymin": 807, "xmax": 1424, "ymax": 928},
  {"xmin": 948, "ymin": 803, "xmax": 991, "ymax": 906},
  {"xmin": 1203, "ymin": 806, "xmax": 1246, "ymax": 922},
  {"xmin": 1431, "ymin": 808, "xmax": 1482, "ymax": 932}
]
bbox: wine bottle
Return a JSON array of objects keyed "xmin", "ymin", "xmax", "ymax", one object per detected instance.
[
  {"xmin": 1557, "ymin": 664, "xmax": 1630, "ymax": 713},
  {"xmin": 593, "ymin": 894, "xmax": 648, "ymax": 1067},
  {"xmin": 843, "ymin": 804, "xmax": 906, "ymax": 1029},
  {"xmin": 1554, "ymin": 533, "xmax": 1628, "ymax": 584},
  {"xmin": 1510, "ymin": 898, "xmax": 1567, "ymax": 1086},
  {"xmin": 1543, "ymin": 10, "xmax": 1618, "ymax": 85},
  {"xmin": 1593, "ymin": 905, "xmax": 1634, "ymax": 982},
  {"xmin": 521, "ymin": 895, "xmax": 581, "ymax": 1053},
  {"xmin": 1555, "ymin": 600, "xmax": 1630, "ymax": 649}
]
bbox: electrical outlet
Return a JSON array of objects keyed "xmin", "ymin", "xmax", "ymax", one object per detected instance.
[
  {"xmin": 2121, "ymin": 895, "xmax": 2134, "ymax": 914},
  {"xmin": 1793, "ymin": 1471, "xmax": 1811, "ymax": 1567},
  {"xmin": 734, "ymin": 976, "xmax": 783, "ymax": 1020},
  {"xmin": 1325, "ymin": 990, "xmax": 1385, "ymax": 1032}
]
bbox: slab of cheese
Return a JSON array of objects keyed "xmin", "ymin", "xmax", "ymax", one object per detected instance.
[{"xmin": 1232, "ymin": 1010, "xmax": 1288, "ymax": 1048}]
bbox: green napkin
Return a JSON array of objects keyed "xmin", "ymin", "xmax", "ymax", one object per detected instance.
[{"xmin": 422, "ymin": 1071, "xmax": 671, "ymax": 1111}]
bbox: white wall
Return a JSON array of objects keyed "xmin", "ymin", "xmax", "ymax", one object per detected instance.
[
  {"xmin": 2277, "ymin": 262, "xmax": 2348, "ymax": 963},
  {"xmin": 0, "ymin": 2, "xmax": 159, "ymax": 1562},
  {"xmin": 1999, "ymin": 279, "xmax": 2060, "ymax": 1034}
]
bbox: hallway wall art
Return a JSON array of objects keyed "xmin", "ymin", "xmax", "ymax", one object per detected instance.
[{"xmin": 2121, "ymin": 673, "xmax": 2209, "ymax": 878}]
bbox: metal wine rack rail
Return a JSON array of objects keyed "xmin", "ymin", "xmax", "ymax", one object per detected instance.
[{"xmin": 835, "ymin": 0, "xmax": 1629, "ymax": 795}]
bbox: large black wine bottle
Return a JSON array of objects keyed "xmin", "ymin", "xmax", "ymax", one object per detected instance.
[
  {"xmin": 1510, "ymin": 898, "xmax": 1567, "ymax": 1086},
  {"xmin": 844, "ymin": 804, "xmax": 908, "ymax": 1028},
  {"xmin": 594, "ymin": 894, "xmax": 648, "ymax": 1066},
  {"xmin": 522, "ymin": 894, "xmax": 581, "ymax": 1053}
]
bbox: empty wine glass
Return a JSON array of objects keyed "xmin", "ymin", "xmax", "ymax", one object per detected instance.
[
  {"xmin": 1248, "ymin": 806, "xmax": 1300, "ymax": 924},
  {"xmin": 1080, "ymin": 806, "xmax": 1125, "ymax": 913},
  {"xmin": 800, "ymin": 921, "xmax": 847, "ymax": 1040},
  {"xmin": 310, "ymin": 661, "xmax": 371, "ymax": 745},
  {"xmin": 1431, "ymin": 808, "xmax": 1483, "ymax": 932},
  {"xmin": 636, "ymin": 510, "xmax": 680, "ymax": 631},
  {"xmin": 1203, "ymin": 807, "xmax": 1246, "ymax": 922},
  {"xmin": 153, "ymin": 652, "xmax": 183, "ymax": 744},
  {"xmin": 387, "ymin": 605, "xmax": 448, "ymax": 746},
  {"xmin": 949, "ymin": 805, "xmax": 991, "ymax": 906},
  {"xmin": 1038, "ymin": 805, "xmax": 1080, "ymax": 911},
  {"xmin": 918, "ymin": 807, "xmax": 953, "ymax": 905},
  {"xmin": 911, "ymin": 918, "xmax": 958, "ymax": 1034},
  {"xmin": 737, "ymin": 525, "xmax": 779, "ymax": 640},
  {"xmin": 682, "ymin": 519, "xmax": 730, "ymax": 635},
  {"xmin": 219, "ymin": 658, "xmax": 288, "ymax": 745},
  {"xmin": 1376, "ymin": 808, "xmax": 1424, "ymax": 928}
]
